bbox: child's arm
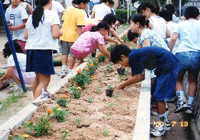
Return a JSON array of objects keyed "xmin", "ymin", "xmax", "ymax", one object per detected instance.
[
  {"xmin": 91, "ymin": 11, "xmax": 95, "ymax": 19},
  {"xmin": 169, "ymin": 33, "xmax": 178, "ymax": 51},
  {"xmin": 0, "ymin": 67, "xmax": 15, "ymax": 87},
  {"xmin": 9, "ymin": 19, "xmax": 27, "ymax": 31},
  {"xmin": 52, "ymin": 24, "xmax": 62, "ymax": 39},
  {"xmin": 115, "ymin": 74, "xmax": 145, "ymax": 90},
  {"xmin": 109, "ymin": 28, "xmax": 124, "ymax": 43},
  {"xmin": 77, "ymin": 26, "xmax": 83, "ymax": 36},
  {"xmin": 98, "ymin": 44, "xmax": 110, "ymax": 58},
  {"xmin": 166, "ymin": 26, "xmax": 171, "ymax": 38},
  {"xmin": 104, "ymin": 35, "xmax": 121, "ymax": 45},
  {"xmin": 24, "ymin": 28, "xmax": 28, "ymax": 40},
  {"xmin": 143, "ymin": 39, "xmax": 151, "ymax": 47}
]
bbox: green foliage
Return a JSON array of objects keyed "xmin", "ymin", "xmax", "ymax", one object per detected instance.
[
  {"xmin": 0, "ymin": 72, "xmax": 5, "ymax": 78},
  {"xmin": 75, "ymin": 118, "xmax": 81, "ymax": 125},
  {"xmin": 102, "ymin": 130, "xmax": 109, "ymax": 136},
  {"xmin": 73, "ymin": 71, "xmax": 91, "ymax": 89},
  {"xmin": 87, "ymin": 97, "xmax": 93, "ymax": 103},
  {"xmin": 115, "ymin": 9, "xmax": 136, "ymax": 21},
  {"xmin": 97, "ymin": 54, "xmax": 106, "ymax": 63},
  {"xmin": 107, "ymin": 45, "xmax": 116, "ymax": 52},
  {"xmin": 53, "ymin": 59, "xmax": 62, "ymax": 66},
  {"xmin": 61, "ymin": 130, "xmax": 71, "ymax": 140},
  {"xmin": 23, "ymin": 115, "xmax": 50, "ymax": 137},
  {"xmin": 114, "ymin": 94, "xmax": 120, "ymax": 99},
  {"xmin": 109, "ymin": 103, "xmax": 115, "ymax": 107},
  {"xmin": 69, "ymin": 86, "xmax": 82, "ymax": 99},
  {"xmin": 56, "ymin": 98, "xmax": 67, "ymax": 107},
  {"xmin": 121, "ymin": 35, "xmax": 128, "ymax": 43},
  {"xmin": 52, "ymin": 107, "xmax": 69, "ymax": 123},
  {"xmin": 9, "ymin": 136, "xmax": 25, "ymax": 140},
  {"xmin": 107, "ymin": 85, "xmax": 113, "ymax": 90},
  {"xmin": 106, "ymin": 64, "xmax": 112, "ymax": 73}
]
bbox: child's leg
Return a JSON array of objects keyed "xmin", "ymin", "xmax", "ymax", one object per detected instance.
[
  {"xmin": 33, "ymin": 73, "xmax": 39, "ymax": 96},
  {"xmin": 6, "ymin": 68, "xmax": 21, "ymax": 85},
  {"xmin": 62, "ymin": 54, "xmax": 68, "ymax": 72},
  {"xmin": 34, "ymin": 73, "xmax": 50, "ymax": 99},
  {"xmin": 74, "ymin": 58, "xmax": 84, "ymax": 68},
  {"xmin": 61, "ymin": 41, "xmax": 70, "ymax": 73}
]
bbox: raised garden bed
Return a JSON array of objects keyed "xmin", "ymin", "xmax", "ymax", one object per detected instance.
[{"xmin": 9, "ymin": 41, "xmax": 141, "ymax": 139}]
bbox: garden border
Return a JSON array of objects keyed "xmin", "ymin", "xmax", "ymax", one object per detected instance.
[
  {"xmin": 0, "ymin": 29, "xmax": 130, "ymax": 140},
  {"xmin": 133, "ymin": 70, "xmax": 151, "ymax": 140}
]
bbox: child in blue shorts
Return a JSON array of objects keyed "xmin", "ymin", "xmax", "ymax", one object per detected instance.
[
  {"xmin": 111, "ymin": 45, "xmax": 179, "ymax": 137},
  {"xmin": 169, "ymin": 6, "xmax": 200, "ymax": 114}
]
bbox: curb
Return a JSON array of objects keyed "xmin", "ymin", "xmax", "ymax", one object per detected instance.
[
  {"xmin": 0, "ymin": 30, "xmax": 129, "ymax": 140},
  {"xmin": 133, "ymin": 70, "xmax": 151, "ymax": 140}
]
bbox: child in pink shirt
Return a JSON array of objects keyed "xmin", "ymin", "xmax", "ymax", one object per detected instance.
[{"xmin": 71, "ymin": 21, "xmax": 110, "ymax": 68}]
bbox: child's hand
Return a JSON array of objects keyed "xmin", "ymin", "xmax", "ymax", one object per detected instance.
[
  {"xmin": 115, "ymin": 84, "xmax": 124, "ymax": 90},
  {"xmin": 9, "ymin": 26, "xmax": 16, "ymax": 31},
  {"xmin": 0, "ymin": 80, "xmax": 3, "ymax": 88}
]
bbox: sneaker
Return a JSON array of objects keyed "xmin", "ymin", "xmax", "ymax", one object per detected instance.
[
  {"xmin": 151, "ymin": 123, "xmax": 166, "ymax": 137},
  {"xmin": 174, "ymin": 100, "xmax": 188, "ymax": 113},
  {"xmin": 185, "ymin": 105, "xmax": 194, "ymax": 114},
  {"xmin": 40, "ymin": 89, "xmax": 50, "ymax": 99},
  {"xmin": 165, "ymin": 120, "xmax": 171, "ymax": 131},
  {"xmin": 60, "ymin": 71, "xmax": 67, "ymax": 78},
  {"xmin": 165, "ymin": 97, "xmax": 176, "ymax": 103}
]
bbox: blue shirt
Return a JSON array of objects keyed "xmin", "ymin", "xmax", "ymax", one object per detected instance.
[{"xmin": 128, "ymin": 46, "xmax": 178, "ymax": 76}]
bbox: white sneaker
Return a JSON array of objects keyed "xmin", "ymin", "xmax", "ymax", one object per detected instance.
[
  {"xmin": 151, "ymin": 123, "xmax": 166, "ymax": 137},
  {"xmin": 165, "ymin": 120, "xmax": 171, "ymax": 131},
  {"xmin": 185, "ymin": 105, "xmax": 194, "ymax": 114},
  {"xmin": 60, "ymin": 71, "xmax": 67, "ymax": 78},
  {"xmin": 174, "ymin": 100, "xmax": 188, "ymax": 113},
  {"xmin": 40, "ymin": 89, "xmax": 50, "ymax": 99}
]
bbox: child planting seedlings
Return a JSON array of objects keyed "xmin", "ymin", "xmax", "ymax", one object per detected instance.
[
  {"xmin": 70, "ymin": 21, "xmax": 111, "ymax": 69},
  {"xmin": 111, "ymin": 45, "xmax": 179, "ymax": 137}
]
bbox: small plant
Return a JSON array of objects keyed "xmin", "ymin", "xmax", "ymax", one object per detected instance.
[
  {"xmin": 61, "ymin": 130, "xmax": 70, "ymax": 140},
  {"xmin": 97, "ymin": 87, "xmax": 102, "ymax": 94},
  {"xmin": 114, "ymin": 94, "xmax": 120, "ymax": 99},
  {"xmin": 0, "ymin": 72, "xmax": 5, "ymax": 78},
  {"xmin": 97, "ymin": 53, "xmax": 106, "ymax": 62},
  {"xmin": 102, "ymin": 130, "xmax": 109, "ymax": 136},
  {"xmin": 107, "ymin": 45, "xmax": 116, "ymax": 52},
  {"xmin": 75, "ymin": 118, "xmax": 81, "ymax": 125},
  {"xmin": 56, "ymin": 98, "xmax": 67, "ymax": 107},
  {"xmin": 23, "ymin": 115, "xmax": 50, "ymax": 137},
  {"xmin": 109, "ymin": 103, "xmax": 115, "ymax": 106},
  {"xmin": 87, "ymin": 97, "xmax": 93, "ymax": 103},
  {"xmin": 52, "ymin": 107, "xmax": 68, "ymax": 123},
  {"xmin": 106, "ymin": 64, "xmax": 112, "ymax": 73},
  {"xmin": 108, "ymin": 85, "xmax": 113, "ymax": 90},
  {"xmin": 121, "ymin": 35, "xmax": 128, "ymax": 43},
  {"xmin": 73, "ymin": 71, "xmax": 91, "ymax": 89},
  {"xmin": 9, "ymin": 134, "xmax": 29, "ymax": 140},
  {"xmin": 69, "ymin": 86, "xmax": 81, "ymax": 99}
]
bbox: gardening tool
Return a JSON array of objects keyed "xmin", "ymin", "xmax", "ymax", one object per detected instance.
[{"xmin": 0, "ymin": 1, "xmax": 27, "ymax": 92}]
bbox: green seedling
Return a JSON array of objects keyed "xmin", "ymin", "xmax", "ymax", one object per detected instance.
[
  {"xmin": 61, "ymin": 130, "xmax": 70, "ymax": 140},
  {"xmin": 106, "ymin": 64, "xmax": 112, "ymax": 73},
  {"xmin": 114, "ymin": 94, "xmax": 120, "ymax": 99},
  {"xmin": 75, "ymin": 118, "xmax": 81, "ymax": 125},
  {"xmin": 109, "ymin": 103, "xmax": 115, "ymax": 106},
  {"xmin": 87, "ymin": 97, "xmax": 93, "ymax": 103},
  {"xmin": 103, "ymin": 130, "xmax": 109, "ymax": 136},
  {"xmin": 107, "ymin": 85, "xmax": 113, "ymax": 90}
]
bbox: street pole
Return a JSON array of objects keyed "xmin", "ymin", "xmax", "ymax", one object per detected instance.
[
  {"xmin": 0, "ymin": 0, "xmax": 27, "ymax": 92},
  {"xmin": 179, "ymin": 0, "xmax": 182, "ymax": 19}
]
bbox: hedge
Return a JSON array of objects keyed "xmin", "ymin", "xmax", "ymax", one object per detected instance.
[{"xmin": 115, "ymin": 9, "xmax": 136, "ymax": 22}]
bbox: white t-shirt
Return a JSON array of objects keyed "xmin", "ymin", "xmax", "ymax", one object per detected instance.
[
  {"xmin": 149, "ymin": 16, "xmax": 167, "ymax": 38},
  {"xmin": 92, "ymin": 3, "xmax": 111, "ymax": 20},
  {"xmin": 25, "ymin": 10, "xmax": 60, "ymax": 51},
  {"xmin": 172, "ymin": 14, "xmax": 179, "ymax": 23},
  {"xmin": 51, "ymin": 0, "xmax": 65, "ymax": 17},
  {"xmin": 7, "ymin": 53, "xmax": 35, "ymax": 78},
  {"xmin": 5, "ymin": 5, "xmax": 28, "ymax": 41},
  {"xmin": 173, "ymin": 19, "xmax": 200, "ymax": 53}
]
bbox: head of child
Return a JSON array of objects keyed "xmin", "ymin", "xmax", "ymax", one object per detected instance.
[
  {"xmin": 128, "ymin": 29, "xmax": 139, "ymax": 43},
  {"xmin": 91, "ymin": 21, "xmax": 109, "ymax": 36},
  {"xmin": 184, "ymin": 6, "xmax": 199, "ymax": 20},
  {"xmin": 115, "ymin": 18, "xmax": 126, "ymax": 27},
  {"xmin": 11, "ymin": 0, "xmax": 20, "ymax": 7},
  {"xmin": 111, "ymin": 45, "xmax": 131, "ymax": 67},
  {"xmin": 165, "ymin": 4, "xmax": 176, "ymax": 15},
  {"xmin": 101, "ymin": 0, "xmax": 110, "ymax": 6},
  {"xmin": 108, "ymin": 0, "xmax": 114, "ymax": 8},
  {"xmin": 3, "ymin": 41, "xmax": 23, "ymax": 58},
  {"xmin": 33, "ymin": 0, "xmax": 53, "ymax": 28},
  {"xmin": 159, "ymin": 10, "xmax": 172, "ymax": 22},
  {"xmin": 102, "ymin": 13, "xmax": 117, "ymax": 27},
  {"xmin": 76, "ymin": 0, "xmax": 90, "ymax": 10},
  {"xmin": 137, "ymin": 2, "xmax": 157, "ymax": 19},
  {"xmin": 129, "ymin": 14, "xmax": 146, "ymax": 35}
]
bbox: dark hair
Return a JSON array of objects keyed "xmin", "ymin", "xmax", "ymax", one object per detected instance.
[
  {"xmin": 75, "ymin": 0, "xmax": 90, "ymax": 4},
  {"xmin": 32, "ymin": 0, "xmax": 49, "ymax": 28},
  {"xmin": 102, "ymin": 13, "xmax": 117, "ymax": 26},
  {"xmin": 117, "ymin": 18, "xmax": 125, "ymax": 24},
  {"xmin": 3, "ymin": 41, "xmax": 23, "ymax": 58},
  {"xmin": 91, "ymin": 21, "xmax": 110, "ymax": 32},
  {"xmin": 165, "ymin": 4, "xmax": 175, "ymax": 14},
  {"xmin": 108, "ymin": 0, "xmax": 114, "ymax": 5},
  {"xmin": 101, "ymin": 0, "xmax": 109, "ymax": 3},
  {"xmin": 159, "ymin": 10, "xmax": 172, "ymax": 21},
  {"xmin": 137, "ymin": 2, "xmax": 158, "ymax": 14},
  {"xmin": 184, "ymin": 6, "xmax": 199, "ymax": 19},
  {"xmin": 127, "ymin": 30, "xmax": 139, "ymax": 41},
  {"xmin": 72, "ymin": 0, "xmax": 77, "ymax": 4},
  {"xmin": 130, "ymin": 14, "xmax": 147, "ymax": 27},
  {"xmin": 111, "ymin": 45, "xmax": 131, "ymax": 64}
]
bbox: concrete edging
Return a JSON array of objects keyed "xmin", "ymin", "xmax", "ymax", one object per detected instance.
[
  {"xmin": 133, "ymin": 70, "xmax": 151, "ymax": 140},
  {"xmin": 0, "ymin": 29, "xmax": 129, "ymax": 140}
]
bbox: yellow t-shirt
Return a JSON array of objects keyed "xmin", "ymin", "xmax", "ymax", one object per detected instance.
[{"xmin": 60, "ymin": 6, "xmax": 85, "ymax": 42}]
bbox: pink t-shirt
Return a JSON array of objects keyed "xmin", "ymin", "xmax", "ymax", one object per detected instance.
[
  {"xmin": 82, "ymin": 24, "xmax": 96, "ymax": 33},
  {"xmin": 71, "ymin": 31, "xmax": 105, "ymax": 59}
]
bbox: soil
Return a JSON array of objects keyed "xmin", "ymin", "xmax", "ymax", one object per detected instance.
[{"xmin": 11, "ymin": 58, "xmax": 141, "ymax": 140}]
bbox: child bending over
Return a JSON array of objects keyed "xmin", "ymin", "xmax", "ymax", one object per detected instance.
[
  {"xmin": 111, "ymin": 45, "xmax": 179, "ymax": 137},
  {"xmin": 0, "ymin": 42, "xmax": 35, "ymax": 91},
  {"xmin": 70, "ymin": 21, "xmax": 111, "ymax": 68}
]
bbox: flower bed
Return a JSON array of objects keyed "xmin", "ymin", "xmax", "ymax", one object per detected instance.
[{"xmin": 9, "ymin": 41, "xmax": 140, "ymax": 140}]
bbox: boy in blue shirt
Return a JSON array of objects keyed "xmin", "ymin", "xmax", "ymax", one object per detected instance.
[
  {"xmin": 111, "ymin": 45, "xmax": 179, "ymax": 137},
  {"xmin": 169, "ymin": 6, "xmax": 200, "ymax": 114}
]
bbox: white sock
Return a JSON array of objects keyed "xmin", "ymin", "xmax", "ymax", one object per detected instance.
[
  {"xmin": 62, "ymin": 65, "xmax": 67, "ymax": 72},
  {"xmin": 158, "ymin": 113, "xmax": 165, "ymax": 122},
  {"xmin": 176, "ymin": 90, "xmax": 185, "ymax": 102},
  {"xmin": 17, "ymin": 84, "xmax": 22, "ymax": 89},
  {"xmin": 165, "ymin": 101, "xmax": 168, "ymax": 108},
  {"xmin": 188, "ymin": 95, "xmax": 195, "ymax": 107},
  {"xmin": 164, "ymin": 112, "xmax": 169, "ymax": 122}
]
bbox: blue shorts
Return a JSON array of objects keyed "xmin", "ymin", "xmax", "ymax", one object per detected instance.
[
  {"xmin": 152, "ymin": 68, "xmax": 178, "ymax": 101},
  {"xmin": 175, "ymin": 51, "xmax": 200, "ymax": 76},
  {"xmin": 26, "ymin": 50, "xmax": 55, "ymax": 75}
]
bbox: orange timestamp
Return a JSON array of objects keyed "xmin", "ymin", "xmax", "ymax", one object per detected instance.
[{"xmin": 153, "ymin": 121, "xmax": 189, "ymax": 128}]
